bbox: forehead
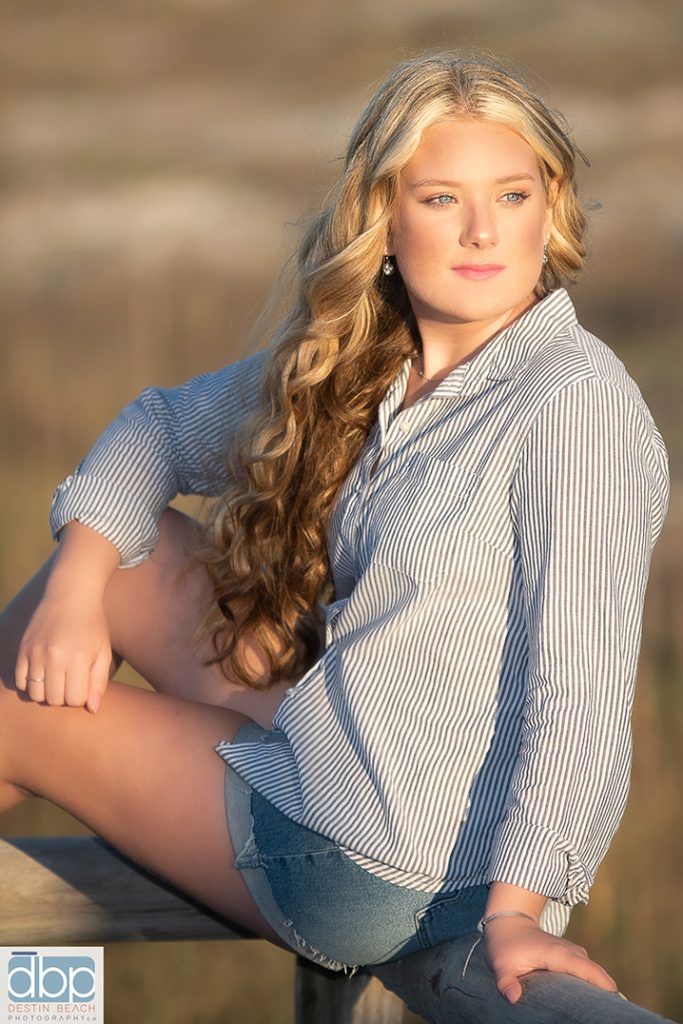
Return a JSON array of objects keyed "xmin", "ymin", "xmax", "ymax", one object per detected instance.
[{"xmin": 401, "ymin": 118, "xmax": 541, "ymax": 185}]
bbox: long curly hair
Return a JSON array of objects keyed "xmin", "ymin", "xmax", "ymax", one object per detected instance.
[{"xmin": 193, "ymin": 52, "xmax": 589, "ymax": 687}]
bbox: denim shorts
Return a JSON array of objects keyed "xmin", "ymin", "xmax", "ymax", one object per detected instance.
[{"xmin": 222, "ymin": 722, "xmax": 489, "ymax": 973}]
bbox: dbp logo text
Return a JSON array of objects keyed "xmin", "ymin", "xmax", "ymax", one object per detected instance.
[{"xmin": 7, "ymin": 952, "xmax": 96, "ymax": 1003}]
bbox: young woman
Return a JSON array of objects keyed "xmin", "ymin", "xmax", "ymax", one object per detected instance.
[{"xmin": 0, "ymin": 53, "xmax": 669, "ymax": 1005}]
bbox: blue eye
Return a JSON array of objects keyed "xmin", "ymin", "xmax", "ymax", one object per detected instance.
[
  {"xmin": 426, "ymin": 194, "xmax": 456, "ymax": 206},
  {"xmin": 502, "ymin": 191, "xmax": 530, "ymax": 205}
]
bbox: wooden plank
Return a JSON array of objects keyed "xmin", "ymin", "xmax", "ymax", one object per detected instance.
[
  {"xmin": 373, "ymin": 935, "xmax": 678, "ymax": 1024},
  {"xmin": 295, "ymin": 959, "xmax": 405, "ymax": 1024},
  {"xmin": 1, "ymin": 837, "xmax": 677, "ymax": 1023},
  {"xmin": 0, "ymin": 837, "xmax": 247, "ymax": 943}
]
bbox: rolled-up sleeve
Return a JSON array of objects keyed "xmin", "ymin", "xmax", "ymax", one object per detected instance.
[
  {"xmin": 50, "ymin": 348, "xmax": 268, "ymax": 567},
  {"xmin": 488, "ymin": 376, "xmax": 670, "ymax": 906}
]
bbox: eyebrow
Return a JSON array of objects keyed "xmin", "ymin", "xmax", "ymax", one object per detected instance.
[{"xmin": 409, "ymin": 173, "xmax": 537, "ymax": 189}]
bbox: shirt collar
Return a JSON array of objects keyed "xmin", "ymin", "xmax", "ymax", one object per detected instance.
[
  {"xmin": 379, "ymin": 287, "xmax": 578, "ymax": 424},
  {"xmin": 465, "ymin": 287, "xmax": 577, "ymax": 390},
  {"xmin": 423, "ymin": 287, "xmax": 578, "ymax": 399},
  {"xmin": 378, "ymin": 360, "xmax": 412, "ymax": 436}
]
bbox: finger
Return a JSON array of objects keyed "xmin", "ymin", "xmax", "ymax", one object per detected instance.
[
  {"xmin": 14, "ymin": 650, "xmax": 29, "ymax": 691},
  {"xmin": 42, "ymin": 643, "xmax": 73, "ymax": 705},
  {"xmin": 63, "ymin": 658, "xmax": 91, "ymax": 708},
  {"xmin": 566, "ymin": 952, "xmax": 619, "ymax": 992},
  {"xmin": 26, "ymin": 665, "xmax": 47, "ymax": 704},
  {"xmin": 43, "ymin": 653, "xmax": 74, "ymax": 705},
  {"xmin": 86, "ymin": 650, "xmax": 111, "ymax": 714},
  {"xmin": 591, "ymin": 963, "xmax": 619, "ymax": 992},
  {"xmin": 496, "ymin": 974, "xmax": 523, "ymax": 1004}
]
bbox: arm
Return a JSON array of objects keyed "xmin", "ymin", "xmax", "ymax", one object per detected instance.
[
  {"xmin": 50, "ymin": 348, "xmax": 269, "ymax": 568},
  {"xmin": 484, "ymin": 376, "xmax": 670, "ymax": 1001},
  {"xmin": 16, "ymin": 349, "xmax": 269, "ymax": 710}
]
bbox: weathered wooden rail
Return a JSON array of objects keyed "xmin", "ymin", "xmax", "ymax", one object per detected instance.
[{"xmin": 0, "ymin": 837, "xmax": 677, "ymax": 1023}]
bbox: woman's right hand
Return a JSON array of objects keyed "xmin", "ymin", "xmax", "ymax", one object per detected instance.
[
  {"xmin": 14, "ymin": 521, "xmax": 121, "ymax": 713},
  {"xmin": 15, "ymin": 591, "xmax": 113, "ymax": 713}
]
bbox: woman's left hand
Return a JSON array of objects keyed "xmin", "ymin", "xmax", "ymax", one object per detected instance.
[{"xmin": 484, "ymin": 916, "xmax": 619, "ymax": 1004}]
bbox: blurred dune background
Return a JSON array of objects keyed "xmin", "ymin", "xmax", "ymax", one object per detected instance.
[{"xmin": 1, "ymin": 1, "xmax": 681, "ymax": 1021}]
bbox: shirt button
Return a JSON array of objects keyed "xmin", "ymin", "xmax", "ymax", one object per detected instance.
[
  {"xmin": 398, "ymin": 421, "xmax": 410, "ymax": 433},
  {"xmin": 285, "ymin": 686, "xmax": 295, "ymax": 696}
]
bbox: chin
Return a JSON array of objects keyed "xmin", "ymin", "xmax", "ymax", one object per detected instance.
[
  {"xmin": 427, "ymin": 299, "xmax": 521, "ymax": 325},
  {"xmin": 417, "ymin": 283, "xmax": 539, "ymax": 326}
]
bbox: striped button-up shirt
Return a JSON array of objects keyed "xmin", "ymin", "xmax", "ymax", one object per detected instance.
[{"xmin": 50, "ymin": 288, "xmax": 670, "ymax": 935}]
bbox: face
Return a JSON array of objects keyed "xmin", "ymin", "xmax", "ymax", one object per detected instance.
[{"xmin": 387, "ymin": 117, "xmax": 556, "ymax": 332}]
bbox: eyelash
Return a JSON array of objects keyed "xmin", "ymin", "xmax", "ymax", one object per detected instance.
[{"xmin": 424, "ymin": 191, "xmax": 531, "ymax": 208}]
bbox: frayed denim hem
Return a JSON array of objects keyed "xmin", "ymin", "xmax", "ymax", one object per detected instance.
[
  {"xmin": 281, "ymin": 918, "xmax": 361, "ymax": 975},
  {"xmin": 224, "ymin": 752, "xmax": 360, "ymax": 974}
]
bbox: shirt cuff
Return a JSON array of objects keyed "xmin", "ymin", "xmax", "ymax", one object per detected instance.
[
  {"xmin": 488, "ymin": 818, "xmax": 592, "ymax": 907},
  {"xmin": 50, "ymin": 472, "xmax": 160, "ymax": 569}
]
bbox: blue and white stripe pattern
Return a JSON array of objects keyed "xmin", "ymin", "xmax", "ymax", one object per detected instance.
[
  {"xmin": 51, "ymin": 350, "xmax": 267, "ymax": 564},
  {"xmin": 51, "ymin": 289, "xmax": 670, "ymax": 936}
]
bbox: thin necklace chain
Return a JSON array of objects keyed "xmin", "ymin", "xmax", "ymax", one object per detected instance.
[{"xmin": 413, "ymin": 355, "xmax": 435, "ymax": 382}]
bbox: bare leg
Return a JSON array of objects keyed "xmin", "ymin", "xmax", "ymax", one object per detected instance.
[
  {"xmin": 103, "ymin": 507, "xmax": 294, "ymax": 724},
  {"xmin": 0, "ymin": 509, "xmax": 301, "ymax": 944},
  {"xmin": 0, "ymin": 508, "xmax": 292, "ymax": 727},
  {"xmin": 0, "ymin": 673, "xmax": 286, "ymax": 945}
]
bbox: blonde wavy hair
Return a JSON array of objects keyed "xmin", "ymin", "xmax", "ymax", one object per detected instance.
[{"xmin": 194, "ymin": 51, "xmax": 589, "ymax": 687}]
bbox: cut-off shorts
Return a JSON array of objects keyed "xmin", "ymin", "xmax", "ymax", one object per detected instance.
[{"xmin": 221, "ymin": 721, "xmax": 489, "ymax": 973}]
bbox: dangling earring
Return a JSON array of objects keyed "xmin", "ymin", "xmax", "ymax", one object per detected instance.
[
  {"xmin": 382, "ymin": 254, "xmax": 395, "ymax": 276},
  {"xmin": 542, "ymin": 245, "xmax": 549, "ymax": 265}
]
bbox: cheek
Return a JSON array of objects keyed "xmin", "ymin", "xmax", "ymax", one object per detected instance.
[
  {"xmin": 393, "ymin": 197, "xmax": 440, "ymax": 237},
  {"xmin": 391, "ymin": 212, "xmax": 450, "ymax": 266},
  {"xmin": 507, "ymin": 220, "xmax": 546, "ymax": 271}
]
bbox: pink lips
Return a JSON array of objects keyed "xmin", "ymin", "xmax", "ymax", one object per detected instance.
[{"xmin": 452, "ymin": 263, "xmax": 504, "ymax": 280}]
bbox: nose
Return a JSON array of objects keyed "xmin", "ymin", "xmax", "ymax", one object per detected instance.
[{"xmin": 459, "ymin": 201, "xmax": 498, "ymax": 249}]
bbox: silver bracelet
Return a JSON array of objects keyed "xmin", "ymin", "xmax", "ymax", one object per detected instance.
[{"xmin": 479, "ymin": 910, "xmax": 538, "ymax": 932}]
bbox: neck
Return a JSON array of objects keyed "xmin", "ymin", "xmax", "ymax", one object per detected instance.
[{"xmin": 414, "ymin": 296, "xmax": 537, "ymax": 380}]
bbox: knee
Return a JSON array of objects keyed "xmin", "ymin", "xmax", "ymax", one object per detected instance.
[
  {"xmin": 156, "ymin": 507, "xmax": 201, "ymax": 560},
  {"xmin": 0, "ymin": 674, "xmax": 45, "ymax": 801},
  {"xmin": 0, "ymin": 669, "xmax": 32, "ymax": 722},
  {"xmin": 0, "ymin": 672, "xmax": 25, "ymax": 767},
  {"xmin": 0, "ymin": 667, "xmax": 19, "ymax": 706}
]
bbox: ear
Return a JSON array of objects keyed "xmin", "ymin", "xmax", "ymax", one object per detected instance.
[{"xmin": 384, "ymin": 227, "xmax": 395, "ymax": 258}]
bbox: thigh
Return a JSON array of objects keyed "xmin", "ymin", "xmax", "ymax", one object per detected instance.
[
  {"xmin": 0, "ymin": 675, "xmax": 285, "ymax": 946},
  {"xmin": 1, "ymin": 509, "xmax": 290, "ymax": 726},
  {"xmin": 104, "ymin": 508, "xmax": 292, "ymax": 725}
]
